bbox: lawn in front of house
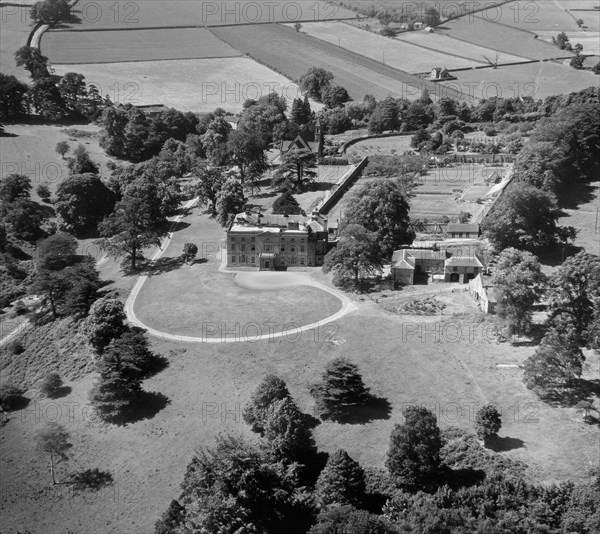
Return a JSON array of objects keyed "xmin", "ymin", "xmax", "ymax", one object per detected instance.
[{"xmin": 133, "ymin": 207, "xmax": 342, "ymax": 338}]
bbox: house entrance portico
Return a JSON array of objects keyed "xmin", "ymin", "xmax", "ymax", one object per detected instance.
[{"xmin": 259, "ymin": 253, "xmax": 277, "ymax": 271}]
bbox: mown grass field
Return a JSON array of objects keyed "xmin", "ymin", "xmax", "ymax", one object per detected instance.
[
  {"xmin": 292, "ymin": 21, "xmax": 481, "ymax": 73},
  {"xmin": 42, "ymin": 27, "xmax": 242, "ymax": 64},
  {"xmin": 134, "ymin": 210, "xmax": 342, "ymax": 338},
  {"xmin": 439, "ymin": 15, "xmax": 573, "ymax": 60},
  {"xmin": 479, "ymin": 0, "xmax": 582, "ymax": 31},
  {"xmin": 51, "ymin": 57, "xmax": 306, "ymax": 113},
  {"xmin": 0, "ymin": 7, "xmax": 34, "ymax": 82},
  {"xmin": 211, "ymin": 23, "xmax": 474, "ymax": 102},
  {"xmin": 395, "ymin": 29, "xmax": 528, "ymax": 64},
  {"xmin": 59, "ymin": 0, "xmax": 355, "ymax": 30},
  {"xmin": 440, "ymin": 60, "xmax": 600, "ymax": 100}
]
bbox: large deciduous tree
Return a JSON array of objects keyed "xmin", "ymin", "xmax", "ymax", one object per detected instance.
[
  {"xmin": 55, "ymin": 173, "xmax": 115, "ymax": 236},
  {"xmin": 177, "ymin": 434, "xmax": 314, "ymax": 534},
  {"xmin": 482, "ymin": 183, "xmax": 573, "ymax": 252},
  {"xmin": 215, "ymin": 177, "xmax": 246, "ymax": 227},
  {"xmin": 492, "ymin": 248, "xmax": 546, "ymax": 336},
  {"xmin": 524, "ymin": 321, "xmax": 585, "ymax": 391},
  {"xmin": 547, "ymin": 251, "xmax": 600, "ymax": 343},
  {"xmin": 343, "ymin": 179, "xmax": 414, "ymax": 259},
  {"xmin": 15, "ymin": 46, "xmax": 49, "ymax": 79},
  {"xmin": 192, "ymin": 163, "xmax": 226, "ymax": 216},
  {"xmin": 0, "ymin": 73, "xmax": 28, "ymax": 120},
  {"xmin": 98, "ymin": 177, "xmax": 169, "ymax": 269},
  {"xmin": 299, "ymin": 67, "xmax": 334, "ymax": 102},
  {"xmin": 322, "ymin": 224, "xmax": 383, "ymax": 288}
]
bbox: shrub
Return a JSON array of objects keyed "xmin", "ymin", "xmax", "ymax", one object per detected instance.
[
  {"xmin": 0, "ymin": 383, "xmax": 25, "ymax": 411},
  {"xmin": 39, "ymin": 372, "xmax": 64, "ymax": 398},
  {"xmin": 7, "ymin": 340, "xmax": 24, "ymax": 355},
  {"xmin": 474, "ymin": 404, "xmax": 502, "ymax": 441},
  {"xmin": 243, "ymin": 375, "xmax": 291, "ymax": 434}
]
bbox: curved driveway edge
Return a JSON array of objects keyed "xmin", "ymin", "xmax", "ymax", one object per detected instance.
[{"xmin": 124, "ymin": 201, "xmax": 357, "ymax": 343}]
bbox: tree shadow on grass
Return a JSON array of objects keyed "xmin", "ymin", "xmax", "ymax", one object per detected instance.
[
  {"xmin": 538, "ymin": 244, "xmax": 585, "ymax": 267},
  {"xmin": 114, "ymin": 391, "xmax": 170, "ymax": 426},
  {"xmin": 140, "ymin": 353, "xmax": 170, "ymax": 379},
  {"xmin": 170, "ymin": 221, "xmax": 191, "ymax": 233},
  {"xmin": 138, "ymin": 256, "xmax": 185, "ymax": 276},
  {"xmin": 558, "ymin": 181, "xmax": 597, "ymax": 210},
  {"xmin": 47, "ymin": 386, "xmax": 72, "ymax": 399},
  {"xmin": 68, "ymin": 468, "xmax": 114, "ymax": 492},
  {"xmin": 540, "ymin": 378, "xmax": 600, "ymax": 407},
  {"xmin": 485, "ymin": 436, "xmax": 525, "ymax": 453},
  {"xmin": 326, "ymin": 395, "xmax": 393, "ymax": 424}
]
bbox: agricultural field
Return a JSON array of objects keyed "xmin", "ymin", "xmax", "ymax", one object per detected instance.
[
  {"xmin": 346, "ymin": 135, "xmax": 414, "ymax": 159},
  {"xmin": 556, "ymin": 0, "xmax": 600, "ymax": 31},
  {"xmin": 291, "ymin": 21, "xmax": 481, "ymax": 73},
  {"xmin": 438, "ymin": 15, "xmax": 574, "ymax": 60},
  {"xmin": 42, "ymin": 27, "xmax": 242, "ymax": 64},
  {"xmin": 395, "ymin": 29, "xmax": 529, "ymax": 64},
  {"xmin": 211, "ymin": 23, "xmax": 474, "ymax": 102},
  {"xmin": 57, "ymin": 0, "xmax": 355, "ymax": 30},
  {"xmin": 0, "ymin": 6, "xmax": 34, "ymax": 81},
  {"xmin": 51, "ymin": 57, "xmax": 307, "ymax": 113},
  {"xmin": 475, "ymin": 0, "xmax": 581, "ymax": 32},
  {"xmin": 439, "ymin": 60, "xmax": 600, "ymax": 100},
  {"xmin": 535, "ymin": 29, "xmax": 600, "ymax": 54}
]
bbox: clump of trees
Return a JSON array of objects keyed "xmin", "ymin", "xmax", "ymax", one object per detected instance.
[{"xmin": 86, "ymin": 297, "xmax": 167, "ymax": 422}]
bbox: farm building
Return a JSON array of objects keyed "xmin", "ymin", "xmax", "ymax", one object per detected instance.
[
  {"xmin": 391, "ymin": 247, "xmax": 485, "ymax": 285},
  {"xmin": 469, "ymin": 273, "xmax": 498, "ymax": 313},
  {"xmin": 444, "ymin": 254, "xmax": 485, "ymax": 283},
  {"xmin": 446, "ymin": 223, "xmax": 480, "ymax": 239},
  {"xmin": 280, "ymin": 121, "xmax": 324, "ymax": 158},
  {"xmin": 430, "ymin": 67, "xmax": 455, "ymax": 81},
  {"xmin": 226, "ymin": 211, "xmax": 329, "ymax": 270}
]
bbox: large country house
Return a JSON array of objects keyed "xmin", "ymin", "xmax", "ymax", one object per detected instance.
[{"xmin": 226, "ymin": 211, "xmax": 329, "ymax": 270}]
